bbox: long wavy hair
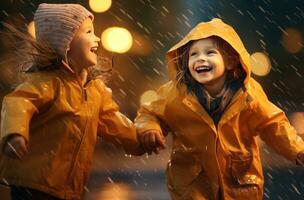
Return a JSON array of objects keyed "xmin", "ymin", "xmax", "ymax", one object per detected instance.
[
  {"xmin": 1, "ymin": 22, "xmax": 113, "ymax": 82},
  {"xmin": 175, "ymin": 36, "xmax": 243, "ymax": 89},
  {"xmin": 1, "ymin": 22, "xmax": 60, "ymax": 72},
  {"xmin": 87, "ymin": 55, "xmax": 114, "ymax": 83}
]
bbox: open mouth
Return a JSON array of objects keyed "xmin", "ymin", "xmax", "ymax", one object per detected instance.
[
  {"xmin": 195, "ymin": 65, "xmax": 212, "ymax": 73},
  {"xmin": 90, "ymin": 46, "xmax": 98, "ymax": 53}
]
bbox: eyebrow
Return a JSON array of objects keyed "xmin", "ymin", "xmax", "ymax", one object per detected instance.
[
  {"xmin": 81, "ymin": 21, "xmax": 94, "ymax": 29},
  {"xmin": 83, "ymin": 25, "xmax": 93, "ymax": 29},
  {"xmin": 190, "ymin": 45, "xmax": 216, "ymax": 51}
]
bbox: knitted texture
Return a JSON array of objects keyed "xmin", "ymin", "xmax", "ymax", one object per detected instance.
[{"xmin": 34, "ymin": 3, "xmax": 93, "ymax": 59}]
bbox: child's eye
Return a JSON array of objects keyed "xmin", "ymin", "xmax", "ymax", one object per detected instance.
[
  {"xmin": 87, "ymin": 30, "xmax": 92, "ymax": 34},
  {"xmin": 190, "ymin": 52, "xmax": 197, "ymax": 56},
  {"xmin": 207, "ymin": 50, "xmax": 216, "ymax": 55}
]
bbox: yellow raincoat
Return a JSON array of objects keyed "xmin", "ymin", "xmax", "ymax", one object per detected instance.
[
  {"xmin": 0, "ymin": 61, "xmax": 142, "ymax": 199},
  {"xmin": 135, "ymin": 18, "xmax": 304, "ymax": 200}
]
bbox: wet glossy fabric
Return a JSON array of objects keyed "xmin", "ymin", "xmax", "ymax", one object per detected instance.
[
  {"xmin": 135, "ymin": 18, "xmax": 304, "ymax": 200},
  {"xmin": 0, "ymin": 61, "xmax": 141, "ymax": 199}
]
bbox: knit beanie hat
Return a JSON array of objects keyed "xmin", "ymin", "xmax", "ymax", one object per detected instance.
[{"xmin": 34, "ymin": 3, "xmax": 93, "ymax": 60}]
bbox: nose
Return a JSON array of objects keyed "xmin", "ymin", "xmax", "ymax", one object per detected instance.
[
  {"xmin": 197, "ymin": 54, "xmax": 207, "ymax": 62},
  {"xmin": 95, "ymin": 35, "xmax": 101, "ymax": 43}
]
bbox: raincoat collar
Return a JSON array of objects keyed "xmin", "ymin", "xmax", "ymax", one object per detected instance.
[{"xmin": 166, "ymin": 18, "xmax": 251, "ymax": 87}]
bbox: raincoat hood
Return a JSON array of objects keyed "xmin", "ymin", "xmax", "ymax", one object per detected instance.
[
  {"xmin": 136, "ymin": 19, "xmax": 304, "ymax": 200},
  {"xmin": 166, "ymin": 18, "xmax": 251, "ymax": 85}
]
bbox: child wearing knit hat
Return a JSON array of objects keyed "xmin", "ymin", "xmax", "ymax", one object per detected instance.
[{"xmin": 0, "ymin": 3, "xmax": 143, "ymax": 199}]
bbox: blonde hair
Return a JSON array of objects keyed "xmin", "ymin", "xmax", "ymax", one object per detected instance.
[
  {"xmin": 1, "ymin": 22, "xmax": 59, "ymax": 72},
  {"xmin": 87, "ymin": 56, "xmax": 114, "ymax": 83},
  {"xmin": 1, "ymin": 22, "xmax": 113, "ymax": 83}
]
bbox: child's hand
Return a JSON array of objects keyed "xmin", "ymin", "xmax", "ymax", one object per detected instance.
[
  {"xmin": 139, "ymin": 130, "xmax": 166, "ymax": 155},
  {"xmin": 296, "ymin": 151, "xmax": 304, "ymax": 166},
  {"xmin": 3, "ymin": 134, "xmax": 28, "ymax": 159}
]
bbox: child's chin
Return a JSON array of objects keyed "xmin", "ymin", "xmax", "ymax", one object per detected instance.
[
  {"xmin": 195, "ymin": 78, "xmax": 210, "ymax": 85},
  {"xmin": 87, "ymin": 59, "xmax": 97, "ymax": 67}
]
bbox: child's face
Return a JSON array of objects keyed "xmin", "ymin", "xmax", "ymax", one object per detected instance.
[
  {"xmin": 188, "ymin": 38, "xmax": 228, "ymax": 91},
  {"xmin": 68, "ymin": 18, "xmax": 100, "ymax": 72}
]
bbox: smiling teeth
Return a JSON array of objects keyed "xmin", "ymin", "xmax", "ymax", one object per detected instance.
[
  {"xmin": 91, "ymin": 47, "xmax": 98, "ymax": 52},
  {"xmin": 196, "ymin": 66, "xmax": 209, "ymax": 70},
  {"xmin": 196, "ymin": 66, "xmax": 211, "ymax": 70}
]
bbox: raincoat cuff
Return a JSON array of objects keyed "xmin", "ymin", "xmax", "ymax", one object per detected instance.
[
  {"xmin": 1, "ymin": 122, "xmax": 29, "ymax": 141},
  {"xmin": 135, "ymin": 122, "xmax": 162, "ymax": 135}
]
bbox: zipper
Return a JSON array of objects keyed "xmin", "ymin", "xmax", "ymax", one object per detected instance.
[
  {"xmin": 68, "ymin": 106, "xmax": 89, "ymax": 181},
  {"xmin": 214, "ymin": 90, "xmax": 253, "ymax": 199},
  {"xmin": 67, "ymin": 107, "xmax": 89, "ymax": 181},
  {"xmin": 83, "ymin": 88, "xmax": 87, "ymax": 101},
  {"xmin": 212, "ymin": 89, "xmax": 242, "ymax": 199},
  {"xmin": 67, "ymin": 78, "xmax": 89, "ymax": 180},
  {"xmin": 214, "ymin": 129, "xmax": 225, "ymax": 199}
]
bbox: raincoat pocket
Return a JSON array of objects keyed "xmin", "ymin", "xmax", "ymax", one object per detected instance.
[
  {"xmin": 167, "ymin": 147, "xmax": 202, "ymax": 190},
  {"xmin": 229, "ymin": 153, "xmax": 262, "ymax": 199},
  {"xmin": 229, "ymin": 153, "xmax": 256, "ymax": 185}
]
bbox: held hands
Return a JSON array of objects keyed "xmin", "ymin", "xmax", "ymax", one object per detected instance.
[
  {"xmin": 3, "ymin": 134, "xmax": 28, "ymax": 159},
  {"xmin": 139, "ymin": 130, "xmax": 166, "ymax": 155}
]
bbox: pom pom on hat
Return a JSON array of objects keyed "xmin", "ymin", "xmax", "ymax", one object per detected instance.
[{"xmin": 34, "ymin": 3, "xmax": 93, "ymax": 60}]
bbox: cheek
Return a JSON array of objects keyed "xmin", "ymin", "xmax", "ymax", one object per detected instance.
[
  {"xmin": 188, "ymin": 58, "xmax": 194, "ymax": 68},
  {"xmin": 188, "ymin": 67, "xmax": 196, "ymax": 77},
  {"xmin": 213, "ymin": 56, "xmax": 225, "ymax": 68},
  {"xmin": 73, "ymin": 36, "xmax": 89, "ymax": 50},
  {"xmin": 218, "ymin": 56, "xmax": 226, "ymax": 67},
  {"xmin": 187, "ymin": 63, "xmax": 194, "ymax": 75},
  {"xmin": 78, "ymin": 41, "xmax": 89, "ymax": 52},
  {"xmin": 70, "ymin": 42, "xmax": 84, "ymax": 55},
  {"xmin": 76, "ymin": 44, "xmax": 91, "ymax": 61}
]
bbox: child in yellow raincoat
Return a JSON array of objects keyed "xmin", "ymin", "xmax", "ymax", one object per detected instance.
[
  {"xmin": 0, "ymin": 3, "xmax": 142, "ymax": 200},
  {"xmin": 135, "ymin": 18, "xmax": 304, "ymax": 200}
]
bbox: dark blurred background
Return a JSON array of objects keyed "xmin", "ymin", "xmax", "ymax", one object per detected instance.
[{"xmin": 0, "ymin": 0, "xmax": 304, "ymax": 199}]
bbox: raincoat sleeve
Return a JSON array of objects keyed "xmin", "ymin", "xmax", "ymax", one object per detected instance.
[
  {"xmin": 135, "ymin": 81, "xmax": 172, "ymax": 136},
  {"xmin": 250, "ymin": 80, "xmax": 304, "ymax": 162},
  {"xmin": 0, "ymin": 74, "xmax": 57, "ymax": 147},
  {"xmin": 97, "ymin": 81, "xmax": 144, "ymax": 155}
]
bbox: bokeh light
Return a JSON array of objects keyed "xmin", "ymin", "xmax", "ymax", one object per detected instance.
[
  {"xmin": 281, "ymin": 28, "xmax": 303, "ymax": 54},
  {"xmin": 101, "ymin": 27, "xmax": 133, "ymax": 53},
  {"xmin": 95, "ymin": 183, "xmax": 135, "ymax": 200},
  {"xmin": 140, "ymin": 90, "xmax": 158, "ymax": 105},
  {"xmin": 250, "ymin": 52, "xmax": 271, "ymax": 76},
  {"xmin": 89, "ymin": 0, "xmax": 112, "ymax": 13},
  {"xmin": 27, "ymin": 21, "xmax": 35, "ymax": 38}
]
